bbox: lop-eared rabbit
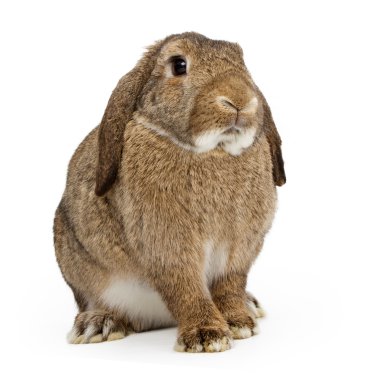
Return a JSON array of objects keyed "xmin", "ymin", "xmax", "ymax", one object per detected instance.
[{"xmin": 54, "ymin": 32, "xmax": 286, "ymax": 353}]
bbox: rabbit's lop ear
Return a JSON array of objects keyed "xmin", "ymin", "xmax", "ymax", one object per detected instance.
[
  {"xmin": 95, "ymin": 42, "xmax": 163, "ymax": 196},
  {"xmin": 259, "ymin": 93, "xmax": 286, "ymax": 187}
]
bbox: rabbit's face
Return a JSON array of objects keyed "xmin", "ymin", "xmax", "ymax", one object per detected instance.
[{"xmin": 137, "ymin": 34, "xmax": 262, "ymax": 155}]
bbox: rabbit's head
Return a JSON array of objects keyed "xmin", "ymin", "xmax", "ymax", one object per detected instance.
[{"xmin": 96, "ymin": 32, "xmax": 286, "ymax": 196}]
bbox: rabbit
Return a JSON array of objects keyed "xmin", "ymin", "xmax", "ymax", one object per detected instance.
[{"xmin": 53, "ymin": 32, "xmax": 286, "ymax": 353}]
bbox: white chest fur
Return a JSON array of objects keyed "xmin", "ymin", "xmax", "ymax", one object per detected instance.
[{"xmin": 203, "ymin": 240, "xmax": 229, "ymax": 284}]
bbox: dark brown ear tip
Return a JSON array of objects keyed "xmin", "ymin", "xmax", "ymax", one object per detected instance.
[
  {"xmin": 95, "ymin": 174, "xmax": 117, "ymax": 196},
  {"xmin": 95, "ymin": 186, "xmax": 106, "ymax": 197},
  {"xmin": 95, "ymin": 182, "xmax": 113, "ymax": 196},
  {"xmin": 276, "ymin": 176, "xmax": 286, "ymax": 187},
  {"xmin": 271, "ymin": 145, "xmax": 286, "ymax": 187}
]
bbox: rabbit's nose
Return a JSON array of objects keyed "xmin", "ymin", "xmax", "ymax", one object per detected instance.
[
  {"xmin": 217, "ymin": 96, "xmax": 240, "ymax": 113},
  {"xmin": 221, "ymin": 98, "xmax": 239, "ymax": 112}
]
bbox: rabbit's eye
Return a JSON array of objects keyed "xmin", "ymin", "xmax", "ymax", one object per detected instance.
[{"xmin": 171, "ymin": 57, "xmax": 187, "ymax": 76}]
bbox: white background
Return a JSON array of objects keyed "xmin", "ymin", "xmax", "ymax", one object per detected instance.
[{"xmin": 1, "ymin": 0, "xmax": 375, "ymax": 379}]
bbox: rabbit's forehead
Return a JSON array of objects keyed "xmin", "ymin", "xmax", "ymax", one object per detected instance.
[{"xmin": 159, "ymin": 39, "xmax": 245, "ymax": 67}]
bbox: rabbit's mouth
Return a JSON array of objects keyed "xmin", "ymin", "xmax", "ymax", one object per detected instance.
[
  {"xmin": 223, "ymin": 126, "xmax": 241, "ymax": 135},
  {"xmin": 223, "ymin": 125, "xmax": 246, "ymax": 135},
  {"xmin": 194, "ymin": 125, "xmax": 257, "ymax": 156}
]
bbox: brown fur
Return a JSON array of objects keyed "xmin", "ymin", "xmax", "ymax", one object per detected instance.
[{"xmin": 54, "ymin": 32, "xmax": 286, "ymax": 352}]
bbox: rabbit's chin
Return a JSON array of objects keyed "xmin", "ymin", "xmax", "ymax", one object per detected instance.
[
  {"xmin": 135, "ymin": 114, "xmax": 256, "ymax": 156},
  {"xmin": 193, "ymin": 127, "xmax": 257, "ymax": 155}
]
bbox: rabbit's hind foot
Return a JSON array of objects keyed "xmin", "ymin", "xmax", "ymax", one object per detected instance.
[
  {"xmin": 246, "ymin": 292, "xmax": 266, "ymax": 319},
  {"xmin": 67, "ymin": 310, "xmax": 131, "ymax": 344}
]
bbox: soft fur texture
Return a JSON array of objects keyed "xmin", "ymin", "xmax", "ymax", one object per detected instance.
[{"xmin": 53, "ymin": 32, "xmax": 286, "ymax": 353}]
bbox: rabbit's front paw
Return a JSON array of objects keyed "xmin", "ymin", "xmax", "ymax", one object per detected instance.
[
  {"xmin": 227, "ymin": 314, "xmax": 259, "ymax": 339},
  {"xmin": 229, "ymin": 323, "xmax": 259, "ymax": 339},
  {"xmin": 67, "ymin": 310, "xmax": 130, "ymax": 344},
  {"xmin": 174, "ymin": 326, "xmax": 233, "ymax": 353}
]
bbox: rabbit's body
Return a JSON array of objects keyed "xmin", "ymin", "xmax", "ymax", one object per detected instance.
[
  {"xmin": 54, "ymin": 32, "xmax": 285, "ymax": 352},
  {"xmin": 55, "ymin": 119, "xmax": 276, "ymax": 331}
]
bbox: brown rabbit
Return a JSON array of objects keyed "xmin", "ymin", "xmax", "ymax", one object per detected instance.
[{"xmin": 53, "ymin": 32, "xmax": 286, "ymax": 353}]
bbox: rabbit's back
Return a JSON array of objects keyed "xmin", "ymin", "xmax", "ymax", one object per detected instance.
[{"xmin": 55, "ymin": 127, "xmax": 135, "ymax": 281}]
